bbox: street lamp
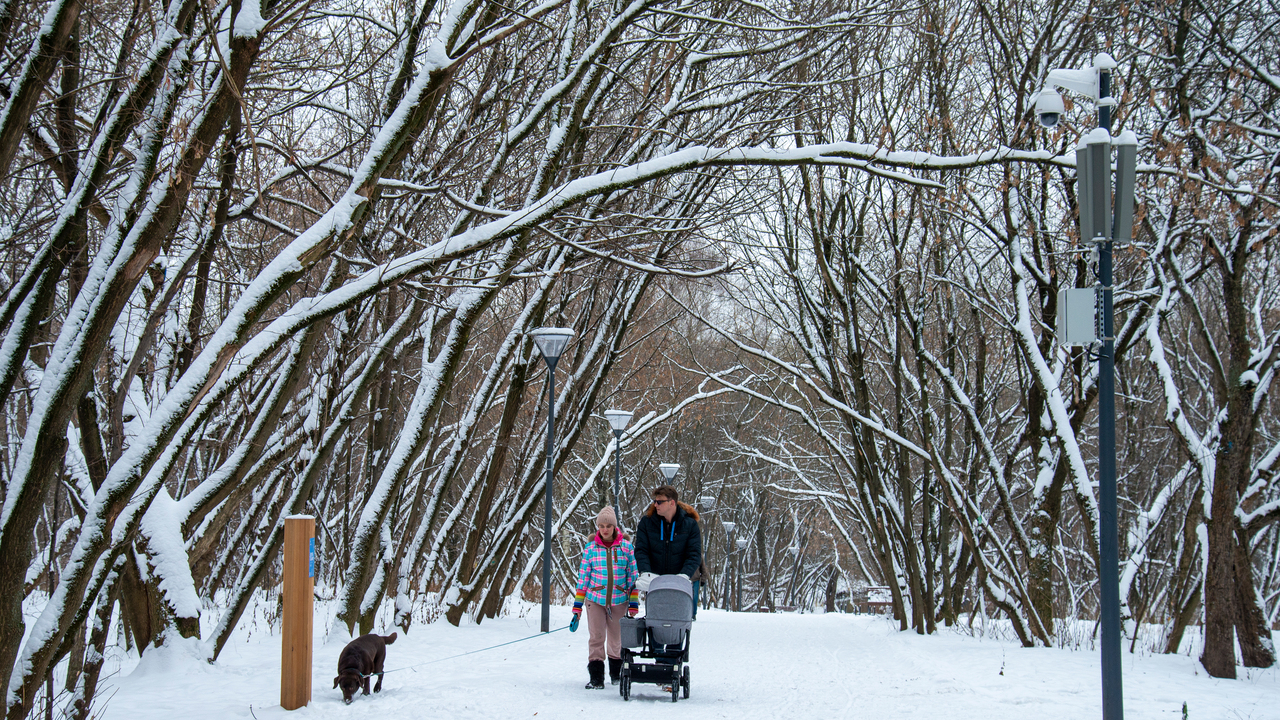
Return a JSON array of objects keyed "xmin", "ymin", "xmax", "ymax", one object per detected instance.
[
  {"xmin": 721, "ymin": 521, "xmax": 736, "ymax": 610},
  {"xmin": 602, "ymin": 409, "xmax": 633, "ymax": 531},
  {"xmin": 735, "ymin": 537, "xmax": 749, "ymax": 612},
  {"xmin": 530, "ymin": 327, "xmax": 574, "ymax": 634},
  {"xmin": 1037, "ymin": 53, "xmax": 1136, "ymax": 720},
  {"xmin": 658, "ymin": 463, "xmax": 679, "ymax": 483}
]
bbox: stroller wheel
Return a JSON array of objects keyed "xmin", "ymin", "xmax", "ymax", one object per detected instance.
[
  {"xmin": 620, "ymin": 676, "xmax": 630, "ymax": 701},
  {"xmin": 682, "ymin": 666, "xmax": 690, "ymax": 699},
  {"xmin": 670, "ymin": 668, "xmax": 679, "ymax": 703}
]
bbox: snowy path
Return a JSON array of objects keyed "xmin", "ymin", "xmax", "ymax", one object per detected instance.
[{"xmin": 99, "ymin": 608, "xmax": 1278, "ymax": 719}]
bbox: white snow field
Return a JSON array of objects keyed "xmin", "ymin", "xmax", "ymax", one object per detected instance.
[{"xmin": 95, "ymin": 606, "xmax": 1277, "ymax": 720}]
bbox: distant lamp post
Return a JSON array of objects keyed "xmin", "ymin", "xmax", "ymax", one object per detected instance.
[
  {"xmin": 658, "ymin": 463, "xmax": 680, "ymax": 483},
  {"xmin": 530, "ymin": 327, "xmax": 574, "ymax": 634},
  {"xmin": 602, "ymin": 409, "xmax": 633, "ymax": 530},
  {"xmin": 735, "ymin": 537, "xmax": 749, "ymax": 612},
  {"xmin": 721, "ymin": 521, "xmax": 736, "ymax": 610}
]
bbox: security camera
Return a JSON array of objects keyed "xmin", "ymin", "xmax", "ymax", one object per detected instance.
[{"xmin": 1035, "ymin": 89, "xmax": 1065, "ymax": 128}]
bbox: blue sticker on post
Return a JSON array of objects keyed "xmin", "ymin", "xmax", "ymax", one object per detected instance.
[{"xmin": 308, "ymin": 538, "xmax": 315, "ymax": 578}]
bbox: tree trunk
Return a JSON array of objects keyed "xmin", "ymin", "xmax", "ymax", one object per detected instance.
[
  {"xmin": 177, "ymin": 110, "xmax": 240, "ymax": 376},
  {"xmin": 1202, "ymin": 199, "xmax": 1269, "ymax": 677},
  {"xmin": 445, "ymin": 355, "xmax": 532, "ymax": 626},
  {"xmin": 1200, "ymin": 459, "xmax": 1240, "ymax": 676},
  {"xmin": 69, "ymin": 558, "xmax": 121, "ymax": 720},
  {"xmin": 1233, "ymin": 524, "xmax": 1276, "ymax": 668},
  {"xmin": 116, "ymin": 548, "xmax": 176, "ymax": 653},
  {"xmin": 940, "ymin": 326, "xmax": 955, "ymax": 626},
  {"xmin": 1164, "ymin": 483, "xmax": 1204, "ymax": 654}
]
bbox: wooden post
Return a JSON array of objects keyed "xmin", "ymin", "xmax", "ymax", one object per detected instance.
[{"xmin": 281, "ymin": 515, "xmax": 315, "ymax": 710}]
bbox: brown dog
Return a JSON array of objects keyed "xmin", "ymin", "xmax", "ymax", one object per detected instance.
[{"xmin": 333, "ymin": 632, "xmax": 397, "ymax": 704}]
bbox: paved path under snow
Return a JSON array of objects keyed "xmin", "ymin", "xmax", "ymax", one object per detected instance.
[{"xmin": 99, "ymin": 608, "xmax": 1279, "ymax": 719}]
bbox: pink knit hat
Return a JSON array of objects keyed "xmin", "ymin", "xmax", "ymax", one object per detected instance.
[{"xmin": 596, "ymin": 506, "xmax": 617, "ymax": 526}]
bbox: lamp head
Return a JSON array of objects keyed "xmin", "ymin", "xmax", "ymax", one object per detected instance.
[
  {"xmin": 735, "ymin": 538, "xmax": 749, "ymax": 550},
  {"xmin": 1035, "ymin": 88, "xmax": 1065, "ymax": 128},
  {"xmin": 699, "ymin": 495, "xmax": 716, "ymax": 509},
  {"xmin": 658, "ymin": 463, "xmax": 680, "ymax": 481},
  {"xmin": 529, "ymin": 327, "xmax": 574, "ymax": 362},
  {"xmin": 602, "ymin": 409, "xmax": 633, "ymax": 433},
  {"xmin": 721, "ymin": 521, "xmax": 736, "ymax": 534}
]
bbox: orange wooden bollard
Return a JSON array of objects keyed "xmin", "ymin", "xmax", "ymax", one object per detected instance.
[{"xmin": 281, "ymin": 515, "xmax": 315, "ymax": 710}]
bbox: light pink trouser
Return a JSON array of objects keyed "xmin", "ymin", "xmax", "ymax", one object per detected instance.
[{"xmin": 584, "ymin": 600, "xmax": 627, "ymax": 662}]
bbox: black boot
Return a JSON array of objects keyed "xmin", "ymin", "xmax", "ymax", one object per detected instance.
[
  {"xmin": 585, "ymin": 660, "xmax": 605, "ymax": 689},
  {"xmin": 608, "ymin": 657, "xmax": 623, "ymax": 685}
]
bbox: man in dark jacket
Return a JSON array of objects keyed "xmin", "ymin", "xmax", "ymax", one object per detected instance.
[{"xmin": 633, "ymin": 484, "xmax": 702, "ymax": 592}]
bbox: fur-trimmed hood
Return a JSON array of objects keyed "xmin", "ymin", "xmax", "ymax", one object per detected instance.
[{"xmin": 643, "ymin": 500, "xmax": 699, "ymax": 521}]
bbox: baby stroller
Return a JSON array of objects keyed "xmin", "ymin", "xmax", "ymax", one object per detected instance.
[{"xmin": 618, "ymin": 574, "xmax": 693, "ymax": 702}]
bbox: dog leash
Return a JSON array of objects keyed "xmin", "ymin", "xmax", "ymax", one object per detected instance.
[{"xmin": 362, "ymin": 624, "xmax": 570, "ymax": 677}]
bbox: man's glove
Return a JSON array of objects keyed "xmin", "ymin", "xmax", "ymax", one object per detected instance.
[
  {"xmin": 569, "ymin": 611, "xmax": 580, "ymax": 632},
  {"xmin": 637, "ymin": 572, "xmax": 657, "ymax": 593}
]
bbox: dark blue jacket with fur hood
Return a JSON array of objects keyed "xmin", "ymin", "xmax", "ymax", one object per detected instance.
[{"xmin": 634, "ymin": 502, "xmax": 702, "ymax": 578}]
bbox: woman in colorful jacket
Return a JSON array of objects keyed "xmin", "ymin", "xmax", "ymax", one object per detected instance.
[{"xmin": 572, "ymin": 506, "xmax": 639, "ymax": 689}]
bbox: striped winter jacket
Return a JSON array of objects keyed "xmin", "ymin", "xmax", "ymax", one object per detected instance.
[{"xmin": 573, "ymin": 531, "xmax": 640, "ymax": 611}]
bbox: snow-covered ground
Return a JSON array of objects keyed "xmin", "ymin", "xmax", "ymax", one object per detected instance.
[{"xmin": 95, "ymin": 605, "xmax": 1278, "ymax": 720}]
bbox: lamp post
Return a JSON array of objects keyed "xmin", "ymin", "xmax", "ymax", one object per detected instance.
[
  {"xmin": 697, "ymin": 496, "xmax": 716, "ymax": 610},
  {"xmin": 530, "ymin": 327, "xmax": 574, "ymax": 634},
  {"xmin": 1037, "ymin": 53, "xmax": 1136, "ymax": 720},
  {"xmin": 602, "ymin": 409, "xmax": 633, "ymax": 531},
  {"xmin": 721, "ymin": 521, "xmax": 735, "ymax": 610},
  {"xmin": 735, "ymin": 537, "xmax": 748, "ymax": 612}
]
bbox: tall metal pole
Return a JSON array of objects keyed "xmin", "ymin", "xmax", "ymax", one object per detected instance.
[
  {"xmin": 735, "ymin": 541, "xmax": 743, "ymax": 612},
  {"xmin": 721, "ymin": 523, "xmax": 734, "ymax": 609},
  {"xmin": 612, "ymin": 429, "xmax": 623, "ymax": 532},
  {"xmin": 541, "ymin": 359, "xmax": 558, "ymax": 634},
  {"xmin": 1095, "ymin": 66, "xmax": 1124, "ymax": 720}
]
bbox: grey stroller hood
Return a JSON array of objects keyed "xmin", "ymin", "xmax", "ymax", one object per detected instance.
[
  {"xmin": 645, "ymin": 574, "xmax": 693, "ymax": 644},
  {"xmin": 647, "ymin": 575, "xmax": 693, "ymax": 617}
]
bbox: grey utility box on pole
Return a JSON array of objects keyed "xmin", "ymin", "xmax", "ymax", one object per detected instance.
[{"xmin": 1057, "ymin": 288, "xmax": 1098, "ymax": 345}]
